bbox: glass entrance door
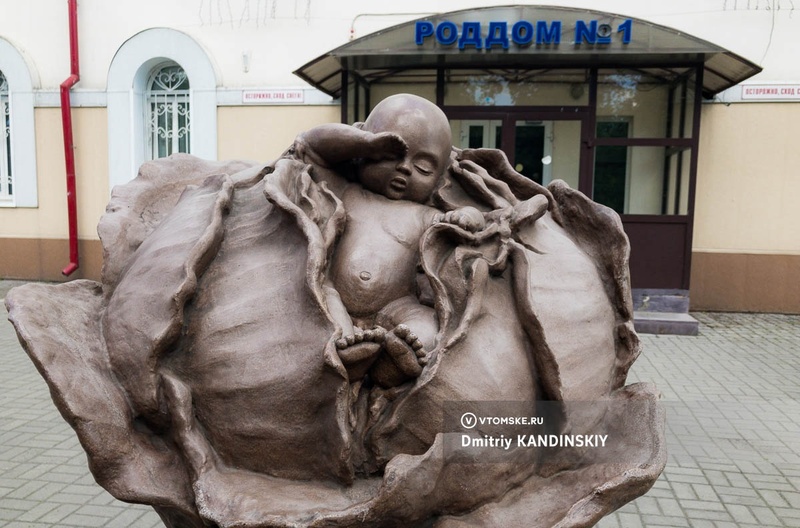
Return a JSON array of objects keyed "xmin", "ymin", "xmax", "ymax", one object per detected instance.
[
  {"xmin": 452, "ymin": 120, "xmax": 502, "ymax": 149},
  {"xmin": 513, "ymin": 119, "xmax": 582, "ymax": 188},
  {"xmin": 513, "ymin": 121, "xmax": 547, "ymax": 184},
  {"xmin": 450, "ymin": 114, "xmax": 585, "ymax": 191}
]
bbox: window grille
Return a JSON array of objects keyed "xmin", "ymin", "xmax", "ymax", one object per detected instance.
[
  {"xmin": 146, "ymin": 64, "xmax": 190, "ymax": 160},
  {"xmin": 0, "ymin": 70, "xmax": 11, "ymax": 199}
]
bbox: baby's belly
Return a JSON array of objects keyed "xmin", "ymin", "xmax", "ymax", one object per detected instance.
[{"xmin": 331, "ymin": 241, "xmax": 417, "ymax": 317}]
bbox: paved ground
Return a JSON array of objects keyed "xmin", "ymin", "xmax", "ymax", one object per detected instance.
[{"xmin": 1, "ymin": 280, "xmax": 798, "ymax": 527}]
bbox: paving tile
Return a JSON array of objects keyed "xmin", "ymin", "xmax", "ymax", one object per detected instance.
[
  {"xmin": 15, "ymin": 501, "xmax": 60, "ymax": 522},
  {"xmin": 594, "ymin": 513, "xmax": 620, "ymax": 528},
  {"xmin": 771, "ymin": 506, "xmax": 800, "ymax": 521},
  {"xmin": 782, "ymin": 490, "xmax": 800, "ymax": 508},
  {"xmin": 692, "ymin": 483, "xmax": 721, "ymax": 502},
  {"xmin": 640, "ymin": 516, "xmax": 690, "ymax": 527},
  {"xmin": 724, "ymin": 503, "xmax": 757, "ymax": 524},
  {"xmin": 34, "ymin": 503, "xmax": 81, "ymax": 524},
  {"xmin": 758, "ymin": 488, "xmax": 791, "ymax": 508},
  {"xmin": 614, "ymin": 512, "xmax": 644, "ymax": 527},
  {"xmin": 671, "ymin": 481, "xmax": 697, "ymax": 500},
  {"xmin": 750, "ymin": 505, "xmax": 783, "ymax": 525},
  {"xmin": 105, "ymin": 508, "xmax": 156, "ymax": 528},
  {"xmin": 687, "ymin": 519, "xmax": 716, "ymax": 528},
  {"xmin": 655, "ymin": 497, "xmax": 684, "ymax": 517},
  {"xmin": 634, "ymin": 495, "xmax": 660, "ymax": 515}
]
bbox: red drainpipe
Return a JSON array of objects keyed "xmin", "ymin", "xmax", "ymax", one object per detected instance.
[{"xmin": 60, "ymin": 0, "xmax": 80, "ymax": 276}]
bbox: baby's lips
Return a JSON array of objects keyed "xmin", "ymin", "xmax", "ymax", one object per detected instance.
[{"xmin": 389, "ymin": 177, "xmax": 407, "ymax": 192}]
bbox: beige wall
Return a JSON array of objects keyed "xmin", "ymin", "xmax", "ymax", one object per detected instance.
[
  {"xmin": 690, "ymin": 103, "xmax": 800, "ymax": 313},
  {"xmin": 217, "ymin": 105, "xmax": 339, "ymax": 162},
  {"xmin": 0, "ymin": 107, "xmax": 109, "ymax": 241},
  {"xmin": 0, "ymin": 107, "xmax": 108, "ymax": 281},
  {"xmin": 694, "ymin": 103, "xmax": 800, "ymax": 254}
]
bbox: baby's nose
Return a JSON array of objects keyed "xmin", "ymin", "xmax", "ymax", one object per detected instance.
[{"xmin": 395, "ymin": 159, "xmax": 412, "ymax": 175}]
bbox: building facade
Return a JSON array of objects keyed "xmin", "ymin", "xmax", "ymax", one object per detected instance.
[{"xmin": 0, "ymin": 0, "xmax": 798, "ymax": 313}]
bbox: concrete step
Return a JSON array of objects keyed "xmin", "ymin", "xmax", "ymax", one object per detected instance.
[
  {"xmin": 632, "ymin": 289, "xmax": 690, "ymax": 314},
  {"xmin": 634, "ymin": 311, "xmax": 699, "ymax": 336}
]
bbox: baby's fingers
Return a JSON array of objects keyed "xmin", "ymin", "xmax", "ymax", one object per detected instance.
[{"xmin": 373, "ymin": 132, "xmax": 408, "ymax": 160}]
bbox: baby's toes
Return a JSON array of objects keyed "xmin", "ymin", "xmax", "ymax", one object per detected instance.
[
  {"xmin": 394, "ymin": 324, "xmax": 410, "ymax": 339},
  {"xmin": 403, "ymin": 332, "xmax": 423, "ymax": 353},
  {"xmin": 372, "ymin": 326, "xmax": 387, "ymax": 341},
  {"xmin": 363, "ymin": 326, "xmax": 387, "ymax": 343}
]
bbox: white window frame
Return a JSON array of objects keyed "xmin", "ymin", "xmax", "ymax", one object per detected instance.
[
  {"xmin": 0, "ymin": 38, "xmax": 38, "ymax": 208},
  {"xmin": 107, "ymin": 28, "xmax": 217, "ymax": 191},
  {"xmin": 146, "ymin": 63, "xmax": 191, "ymax": 160},
  {"xmin": 1, "ymin": 71, "xmax": 11, "ymax": 202}
]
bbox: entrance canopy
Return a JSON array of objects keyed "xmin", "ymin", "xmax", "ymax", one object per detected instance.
[{"xmin": 294, "ymin": 5, "xmax": 761, "ymax": 99}]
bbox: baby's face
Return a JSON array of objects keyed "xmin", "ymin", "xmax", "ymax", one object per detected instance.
[{"xmin": 358, "ymin": 100, "xmax": 451, "ymax": 204}]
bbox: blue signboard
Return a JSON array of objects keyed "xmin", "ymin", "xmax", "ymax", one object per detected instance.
[{"xmin": 415, "ymin": 19, "xmax": 633, "ymax": 49}]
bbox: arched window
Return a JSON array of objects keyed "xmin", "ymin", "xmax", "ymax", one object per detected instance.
[
  {"xmin": 0, "ymin": 70, "xmax": 11, "ymax": 200},
  {"xmin": 107, "ymin": 28, "xmax": 217, "ymax": 189},
  {"xmin": 0, "ymin": 38, "xmax": 37, "ymax": 207},
  {"xmin": 146, "ymin": 63, "xmax": 191, "ymax": 160}
]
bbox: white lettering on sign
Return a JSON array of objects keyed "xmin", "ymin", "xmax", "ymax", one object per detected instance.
[
  {"xmin": 741, "ymin": 84, "xmax": 800, "ymax": 101},
  {"xmin": 242, "ymin": 90, "xmax": 305, "ymax": 104}
]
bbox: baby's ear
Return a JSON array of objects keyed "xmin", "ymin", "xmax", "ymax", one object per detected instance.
[{"xmin": 353, "ymin": 122, "xmax": 366, "ymax": 130}]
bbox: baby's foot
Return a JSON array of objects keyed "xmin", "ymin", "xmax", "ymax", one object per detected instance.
[
  {"xmin": 370, "ymin": 324, "xmax": 428, "ymax": 388},
  {"xmin": 335, "ymin": 328, "xmax": 386, "ymax": 382}
]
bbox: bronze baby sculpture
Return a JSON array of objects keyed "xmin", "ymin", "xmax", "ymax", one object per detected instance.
[
  {"xmin": 295, "ymin": 94, "xmax": 487, "ymax": 387},
  {"xmin": 6, "ymin": 93, "xmax": 665, "ymax": 527}
]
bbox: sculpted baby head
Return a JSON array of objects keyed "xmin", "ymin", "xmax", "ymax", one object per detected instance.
[{"xmin": 358, "ymin": 94, "xmax": 452, "ymax": 203}]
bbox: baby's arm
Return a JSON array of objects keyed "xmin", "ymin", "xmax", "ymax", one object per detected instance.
[{"xmin": 294, "ymin": 124, "xmax": 407, "ymax": 168}]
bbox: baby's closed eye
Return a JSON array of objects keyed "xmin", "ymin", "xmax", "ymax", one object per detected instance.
[
  {"xmin": 414, "ymin": 162, "xmax": 434, "ymax": 175},
  {"xmin": 412, "ymin": 155, "xmax": 438, "ymax": 176}
]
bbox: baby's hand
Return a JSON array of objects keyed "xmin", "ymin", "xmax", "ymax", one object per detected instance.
[
  {"xmin": 367, "ymin": 132, "xmax": 408, "ymax": 161},
  {"xmin": 436, "ymin": 206, "xmax": 486, "ymax": 232}
]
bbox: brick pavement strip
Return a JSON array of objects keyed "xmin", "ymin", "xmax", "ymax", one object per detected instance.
[
  {"xmin": 2, "ymin": 283, "xmax": 799, "ymax": 527},
  {"xmin": 598, "ymin": 312, "xmax": 800, "ymax": 528}
]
